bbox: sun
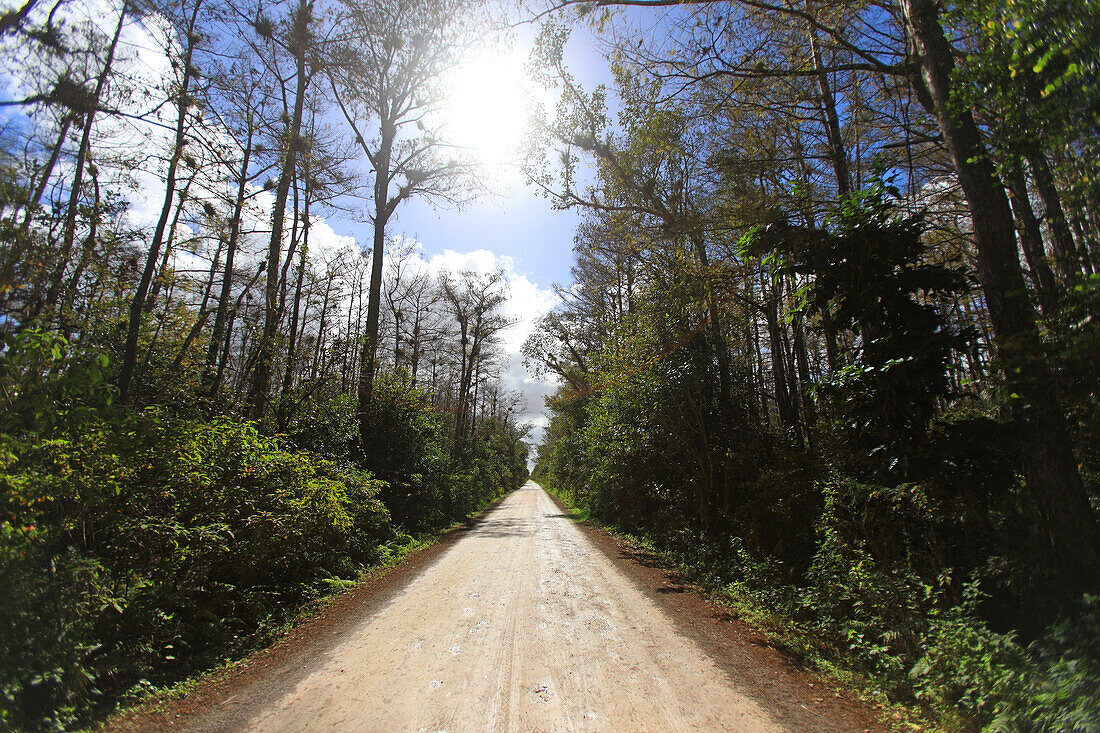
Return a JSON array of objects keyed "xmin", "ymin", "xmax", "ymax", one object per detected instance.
[{"xmin": 440, "ymin": 46, "xmax": 537, "ymax": 185}]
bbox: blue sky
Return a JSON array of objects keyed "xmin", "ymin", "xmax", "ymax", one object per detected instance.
[
  {"xmin": 321, "ymin": 16, "xmax": 617, "ymax": 290},
  {"xmin": 314, "ymin": 19, "xmax": 617, "ymax": 449}
]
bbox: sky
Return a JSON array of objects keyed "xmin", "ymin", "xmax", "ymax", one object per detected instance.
[{"xmin": 325, "ymin": 187, "xmax": 577, "ymax": 451}]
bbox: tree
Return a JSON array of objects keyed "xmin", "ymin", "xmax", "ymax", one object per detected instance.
[
  {"xmin": 901, "ymin": 0, "xmax": 1099, "ymax": 592},
  {"xmin": 438, "ymin": 268, "xmax": 511, "ymax": 458},
  {"xmin": 325, "ymin": 0, "xmax": 476, "ymax": 451},
  {"xmin": 246, "ymin": 0, "xmax": 316, "ymax": 417}
]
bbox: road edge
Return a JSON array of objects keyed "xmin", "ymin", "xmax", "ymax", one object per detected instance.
[
  {"xmin": 539, "ymin": 483, "xmax": 898, "ymax": 733},
  {"xmin": 95, "ymin": 490, "xmax": 518, "ymax": 733}
]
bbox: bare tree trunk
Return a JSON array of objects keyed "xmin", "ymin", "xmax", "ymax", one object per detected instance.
[
  {"xmin": 166, "ymin": 235, "xmax": 224, "ymax": 375},
  {"xmin": 281, "ymin": 212, "xmax": 309, "ymax": 399},
  {"xmin": 807, "ymin": 12, "xmax": 851, "ymax": 197},
  {"xmin": 453, "ymin": 323, "xmax": 470, "ymax": 457},
  {"xmin": 1027, "ymin": 150, "xmax": 1079, "ymax": 280},
  {"xmin": 409, "ymin": 311, "xmax": 421, "ymax": 387},
  {"xmin": 1070, "ymin": 211, "xmax": 1098, "ymax": 276},
  {"xmin": 202, "ymin": 147, "xmax": 251, "ymax": 394},
  {"xmin": 212, "ymin": 262, "xmax": 264, "ymax": 403},
  {"xmin": 689, "ymin": 231, "xmax": 734, "ymax": 425},
  {"xmin": 44, "ymin": 4, "xmax": 126, "ymax": 314},
  {"xmin": 204, "ymin": 121, "xmax": 254, "ymax": 397},
  {"xmin": 146, "ymin": 170, "xmax": 197, "ymax": 312},
  {"xmin": 248, "ymin": 0, "xmax": 310, "ymax": 418},
  {"xmin": 311, "ymin": 274, "xmax": 332, "ymax": 380},
  {"xmin": 761, "ymin": 270, "xmax": 796, "ymax": 430},
  {"xmin": 792, "ymin": 305, "xmax": 815, "ymax": 441},
  {"xmin": 357, "ymin": 119, "xmax": 393, "ymax": 446},
  {"xmin": 60, "ymin": 168, "xmax": 101, "ymax": 329},
  {"xmin": 1005, "ymin": 167, "xmax": 1058, "ymax": 315},
  {"xmin": 20, "ymin": 115, "xmax": 72, "ymax": 233}
]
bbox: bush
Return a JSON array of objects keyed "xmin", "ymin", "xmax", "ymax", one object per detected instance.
[
  {"xmin": 0, "ymin": 410, "xmax": 393, "ymax": 730},
  {"xmin": 913, "ymin": 594, "xmax": 1100, "ymax": 731}
]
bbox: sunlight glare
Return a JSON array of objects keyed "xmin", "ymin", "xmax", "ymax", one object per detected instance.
[{"xmin": 442, "ymin": 47, "xmax": 537, "ymax": 186}]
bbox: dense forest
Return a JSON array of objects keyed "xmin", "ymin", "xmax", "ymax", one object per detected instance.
[
  {"xmin": 0, "ymin": 0, "xmax": 530, "ymax": 727},
  {"xmin": 526, "ymin": 0, "xmax": 1100, "ymax": 729}
]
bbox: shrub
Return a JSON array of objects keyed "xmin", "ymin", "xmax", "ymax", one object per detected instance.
[
  {"xmin": 0, "ymin": 410, "xmax": 392, "ymax": 730},
  {"xmin": 913, "ymin": 594, "xmax": 1100, "ymax": 731}
]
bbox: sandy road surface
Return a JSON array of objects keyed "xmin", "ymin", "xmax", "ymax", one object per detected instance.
[{"xmin": 188, "ymin": 483, "xmax": 808, "ymax": 732}]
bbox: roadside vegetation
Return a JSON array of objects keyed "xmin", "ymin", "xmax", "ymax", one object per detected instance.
[
  {"xmin": 1, "ymin": 0, "xmax": 1098, "ymax": 727},
  {"xmin": 0, "ymin": 331, "xmax": 527, "ymax": 731},
  {"xmin": 527, "ymin": 0, "xmax": 1100, "ymax": 730}
]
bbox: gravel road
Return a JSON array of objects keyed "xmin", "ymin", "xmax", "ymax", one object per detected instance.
[{"xmin": 177, "ymin": 482, "xmax": 872, "ymax": 732}]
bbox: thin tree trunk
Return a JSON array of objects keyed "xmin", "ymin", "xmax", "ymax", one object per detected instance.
[
  {"xmin": 1005, "ymin": 167, "xmax": 1058, "ymax": 315},
  {"xmin": 248, "ymin": 0, "xmax": 310, "ymax": 418},
  {"xmin": 165, "ymin": 235, "xmax": 224, "ymax": 375},
  {"xmin": 761, "ymin": 271, "xmax": 795, "ymax": 430},
  {"xmin": 60, "ymin": 168, "xmax": 101, "ymax": 330},
  {"xmin": 311, "ymin": 274, "xmax": 332, "ymax": 380},
  {"xmin": 1027, "ymin": 150, "xmax": 1079, "ymax": 279},
  {"xmin": 807, "ymin": 13, "xmax": 850, "ymax": 197},
  {"xmin": 280, "ymin": 212, "xmax": 309, "ymax": 399},
  {"xmin": 20, "ymin": 114, "xmax": 72, "ymax": 233},
  {"xmin": 146, "ymin": 170, "xmax": 197, "ymax": 312},
  {"xmin": 212, "ymin": 262, "xmax": 264, "ymax": 403},
  {"xmin": 203, "ymin": 120, "xmax": 254, "ymax": 397},
  {"xmin": 357, "ymin": 118, "xmax": 394, "ymax": 447},
  {"xmin": 118, "ymin": 0, "xmax": 201, "ymax": 400},
  {"xmin": 44, "ymin": 5, "xmax": 126, "ymax": 314}
]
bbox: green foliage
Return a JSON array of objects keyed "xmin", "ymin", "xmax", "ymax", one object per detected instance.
[
  {"xmin": 281, "ymin": 385, "xmax": 359, "ymax": 458},
  {"xmin": 913, "ymin": 595, "xmax": 1100, "ymax": 730},
  {"xmin": 0, "ymin": 328, "xmax": 114, "ymax": 432},
  {"xmin": 746, "ymin": 183, "xmax": 975, "ymax": 481},
  {"xmin": 0, "ymin": 409, "xmax": 392, "ymax": 730},
  {"xmin": 958, "ymin": 0, "xmax": 1100, "ymax": 206},
  {"xmin": 533, "ymin": 178, "xmax": 1098, "ymax": 728},
  {"xmin": 360, "ymin": 371, "xmax": 449, "ymax": 530},
  {"xmin": 357, "ymin": 370, "xmax": 528, "ymax": 532}
]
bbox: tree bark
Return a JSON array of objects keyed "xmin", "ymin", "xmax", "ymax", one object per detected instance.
[
  {"xmin": 44, "ymin": 4, "xmax": 126, "ymax": 315},
  {"xmin": 807, "ymin": 13, "xmax": 850, "ymax": 197},
  {"xmin": 247, "ymin": 0, "xmax": 310, "ymax": 418},
  {"xmin": 1027, "ymin": 150, "xmax": 1079, "ymax": 280},
  {"xmin": 1005, "ymin": 167, "xmax": 1058, "ymax": 315},
  {"xmin": 356, "ymin": 116, "xmax": 394, "ymax": 449},
  {"xmin": 280, "ymin": 210, "xmax": 309, "ymax": 400},
  {"xmin": 20, "ymin": 115, "xmax": 72, "ymax": 233},
  {"xmin": 203, "ymin": 115, "xmax": 254, "ymax": 398}
]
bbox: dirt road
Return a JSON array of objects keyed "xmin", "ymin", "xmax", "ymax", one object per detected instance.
[{"xmin": 175, "ymin": 482, "xmax": 881, "ymax": 732}]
